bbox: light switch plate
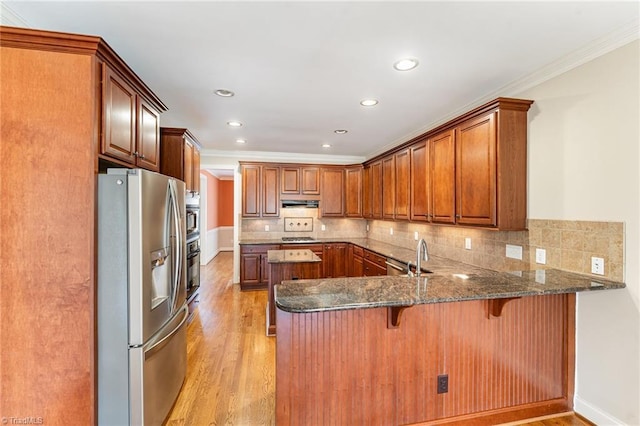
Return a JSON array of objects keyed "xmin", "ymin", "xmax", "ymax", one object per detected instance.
[
  {"xmin": 389, "ymin": 227, "xmax": 394, "ymax": 235},
  {"xmin": 506, "ymin": 244, "xmax": 523, "ymax": 260},
  {"xmin": 464, "ymin": 237, "xmax": 471, "ymax": 250},
  {"xmin": 264, "ymin": 225, "xmax": 269, "ymax": 232},
  {"xmin": 284, "ymin": 217, "xmax": 313, "ymax": 232},
  {"xmin": 535, "ymin": 248, "xmax": 546, "ymax": 264},
  {"xmin": 414, "ymin": 231, "xmax": 419, "ymax": 241},
  {"xmin": 321, "ymin": 224, "xmax": 326, "ymax": 231}
]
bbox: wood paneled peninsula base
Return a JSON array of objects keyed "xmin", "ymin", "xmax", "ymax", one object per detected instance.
[
  {"xmin": 274, "ymin": 264, "xmax": 624, "ymax": 425},
  {"xmin": 266, "ymin": 249, "xmax": 321, "ymax": 336}
]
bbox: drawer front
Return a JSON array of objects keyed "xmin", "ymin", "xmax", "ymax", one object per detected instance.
[
  {"xmin": 352, "ymin": 245, "xmax": 364, "ymax": 257},
  {"xmin": 241, "ymin": 244, "xmax": 281, "ymax": 254},
  {"xmin": 363, "ymin": 250, "xmax": 386, "ymax": 268}
]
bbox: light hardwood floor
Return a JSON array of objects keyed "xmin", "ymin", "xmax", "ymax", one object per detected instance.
[{"xmin": 166, "ymin": 252, "xmax": 593, "ymax": 426}]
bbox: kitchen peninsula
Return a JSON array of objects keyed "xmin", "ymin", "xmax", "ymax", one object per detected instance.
[{"xmin": 274, "ymin": 250, "xmax": 624, "ymax": 425}]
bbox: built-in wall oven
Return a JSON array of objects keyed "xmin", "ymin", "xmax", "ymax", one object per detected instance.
[
  {"xmin": 185, "ymin": 192, "xmax": 201, "ymax": 316},
  {"xmin": 186, "ymin": 239, "xmax": 200, "ymax": 300}
]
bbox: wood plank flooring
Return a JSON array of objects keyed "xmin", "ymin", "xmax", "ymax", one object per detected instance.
[{"xmin": 165, "ymin": 252, "xmax": 593, "ymax": 426}]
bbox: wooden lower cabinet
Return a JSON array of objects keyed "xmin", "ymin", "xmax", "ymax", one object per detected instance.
[
  {"xmin": 276, "ymin": 294, "xmax": 575, "ymax": 425},
  {"xmin": 239, "ymin": 244, "xmax": 280, "ymax": 290},
  {"xmin": 347, "ymin": 244, "xmax": 364, "ymax": 277},
  {"xmin": 323, "ymin": 243, "xmax": 348, "ymax": 278},
  {"xmin": 363, "ymin": 249, "xmax": 387, "ymax": 276}
]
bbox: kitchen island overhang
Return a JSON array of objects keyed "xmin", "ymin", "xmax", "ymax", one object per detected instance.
[{"xmin": 274, "ymin": 259, "xmax": 624, "ymax": 426}]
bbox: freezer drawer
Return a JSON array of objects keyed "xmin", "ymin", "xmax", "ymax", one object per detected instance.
[{"xmin": 130, "ymin": 305, "xmax": 188, "ymax": 425}]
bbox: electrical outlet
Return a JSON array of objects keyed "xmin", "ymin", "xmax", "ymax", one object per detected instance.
[
  {"xmin": 591, "ymin": 257, "xmax": 605, "ymax": 275},
  {"xmin": 414, "ymin": 231, "xmax": 419, "ymax": 241},
  {"xmin": 437, "ymin": 374, "xmax": 448, "ymax": 394},
  {"xmin": 264, "ymin": 225, "xmax": 269, "ymax": 232},
  {"xmin": 321, "ymin": 224, "xmax": 326, "ymax": 231},
  {"xmin": 366, "ymin": 224, "xmax": 370, "ymax": 232},
  {"xmin": 389, "ymin": 227, "xmax": 394, "ymax": 235},
  {"xmin": 506, "ymin": 244, "xmax": 523, "ymax": 260},
  {"xmin": 464, "ymin": 237, "xmax": 471, "ymax": 250},
  {"xmin": 535, "ymin": 248, "xmax": 546, "ymax": 264}
]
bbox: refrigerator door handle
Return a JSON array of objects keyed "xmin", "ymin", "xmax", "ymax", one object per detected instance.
[
  {"xmin": 168, "ymin": 179, "xmax": 183, "ymax": 314},
  {"xmin": 144, "ymin": 304, "xmax": 188, "ymax": 360}
]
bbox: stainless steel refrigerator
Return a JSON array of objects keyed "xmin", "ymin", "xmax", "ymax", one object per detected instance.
[{"xmin": 98, "ymin": 168, "xmax": 188, "ymax": 426}]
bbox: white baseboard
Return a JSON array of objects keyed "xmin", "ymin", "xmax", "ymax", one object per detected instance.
[
  {"xmin": 574, "ymin": 395, "xmax": 625, "ymax": 425},
  {"xmin": 202, "ymin": 227, "xmax": 234, "ymax": 265}
]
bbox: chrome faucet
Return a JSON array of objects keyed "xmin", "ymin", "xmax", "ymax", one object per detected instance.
[{"xmin": 416, "ymin": 238, "xmax": 429, "ymax": 277}]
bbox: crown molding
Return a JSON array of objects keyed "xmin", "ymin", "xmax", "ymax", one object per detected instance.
[
  {"xmin": 200, "ymin": 149, "xmax": 365, "ymax": 169},
  {"xmin": 367, "ymin": 18, "xmax": 640, "ymax": 161}
]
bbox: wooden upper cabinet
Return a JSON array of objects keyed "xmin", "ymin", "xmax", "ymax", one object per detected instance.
[
  {"xmin": 261, "ymin": 165, "xmax": 280, "ymax": 217},
  {"xmin": 301, "ymin": 167, "xmax": 320, "ymax": 195},
  {"xmin": 382, "ymin": 156, "xmax": 396, "ymax": 220},
  {"xmin": 137, "ymin": 98, "xmax": 160, "ymax": 171},
  {"xmin": 394, "ymin": 149, "xmax": 410, "ymax": 221},
  {"xmin": 362, "ymin": 166, "xmax": 372, "ymax": 218},
  {"xmin": 344, "ymin": 166, "xmax": 363, "ymax": 218},
  {"xmin": 429, "ymin": 129, "xmax": 456, "ymax": 224},
  {"xmin": 240, "ymin": 162, "xmax": 280, "ymax": 218},
  {"xmin": 281, "ymin": 167, "xmax": 300, "ymax": 194},
  {"xmin": 102, "ymin": 66, "xmax": 136, "ymax": 165},
  {"xmin": 320, "ymin": 168, "xmax": 344, "ymax": 217},
  {"xmin": 410, "ymin": 140, "xmax": 429, "ymax": 222},
  {"xmin": 192, "ymin": 148, "xmax": 201, "ymax": 193},
  {"xmin": 456, "ymin": 112, "xmax": 497, "ymax": 226},
  {"xmin": 281, "ymin": 166, "xmax": 320, "ymax": 196},
  {"xmin": 241, "ymin": 164, "xmax": 261, "ymax": 217},
  {"xmin": 160, "ymin": 128, "xmax": 202, "ymax": 192},
  {"xmin": 101, "ymin": 64, "xmax": 163, "ymax": 171},
  {"xmin": 370, "ymin": 161, "xmax": 383, "ymax": 219}
]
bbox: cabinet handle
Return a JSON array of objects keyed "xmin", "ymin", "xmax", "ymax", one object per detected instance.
[
  {"xmin": 455, "ymin": 214, "xmax": 461, "ymax": 218},
  {"xmin": 134, "ymin": 151, "xmax": 139, "ymax": 158},
  {"xmin": 139, "ymin": 154, "xmax": 146, "ymax": 159}
]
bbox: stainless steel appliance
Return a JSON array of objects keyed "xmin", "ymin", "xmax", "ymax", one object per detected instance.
[
  {"xmin": 186, "ymin": 238, "xmax": 201, "ymax": 302},
  {"xmin": 97, "ymin": 169, "xmax": 188, "ymax": 426},
  {"xmin": 185, "ymin": 192, "xmax": 200, "ymax": 240}
]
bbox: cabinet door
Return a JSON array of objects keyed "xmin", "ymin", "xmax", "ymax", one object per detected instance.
[
  {"xmin": 281, "ymin": 167, "xmax": 300, "ymax": 194},
  {"xmin": 240, "ymin": 253, "xmax": 260, "ymax": 285},
  {"xmin": 193, "ymin": 147, "xmax": 201, "ymax": 193},
  {"xmin": 262, "ymin": 166, "xmax": 280, "ymax": 217},
  {"xmin": 344, "ymin": 166, "xmax": 362, "ymax": 218},
  {"xmin": 301, "ymin": 167, "xmax": 320, "ymax": 195},
  {"xmin": 353, "ymin": 254, "xmax": 364, "ymax": 277},
  {"xmin": 430, "ymin": 130, "xmax": 456, "ymax": 224},
  {"xmin": 394, "ymin": 149, "xmax": 410, "ymax": 221},
  {"xmin": 184, "ymin": 139, "xmax": 194, "ymax": 191},
  {"xmin": 320, "ymin": 168, "xmax": 344, "ymax": 217},
  {"xmin": 242, "ymin": 165, "xmax": 261, "ymax": 217},
  {"xmin": 382, "ymin": 156, "xmax": 396, "ymax": 220},
  {"xmin": 370, "ymin": 161, "xmax": 383, "ymax": 219},
  {"xmin": 136, "ymin": 98, "xmax": 160, "ymax": 171},
  {"xmin": 102, "ymin": 66, "xmax": 136, "ymax": 165},
  {"xmin": 410, "ymin": 141, "xmax": 429, "ymax": 222},
  {"xmin": 362, "ymin": 166, "xmax": 372, "ymax": 218},
  {"xmin": 324, "ymin": 244, "xmax": 347, "ymax": 278},
  {"xmin": 456, "ymin": 112, "xmax": 497, "ymax": 226},
  {"xmin": 259, "ymin": 253, "xmax": 271, "ymax": 285}
]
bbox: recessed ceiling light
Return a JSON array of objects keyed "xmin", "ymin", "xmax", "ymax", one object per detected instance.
[
  {"xmin": 236, "ymin": 139, "xmax": 246, "ymax": 144},
  {"xmin": 393, "ymin": 58, "xmax": 419, "ymax": 71},
  {"xmin": 227, "ymin": 121, "xmax": 243, "ymax": 127},
  {"xmin": 215, "ymin": 89, "xmax": 235, "ymax": 97},
  {"xmin": 334, "ymin": 129, "xmax": 348, "ymax": 134},
  {"xmin": 360, "ymin": 99, "xmax": 379, "ymax": 107},
  {"xmin": 322, "ymin": 143, "xmax": 331, "ymax": 148}
]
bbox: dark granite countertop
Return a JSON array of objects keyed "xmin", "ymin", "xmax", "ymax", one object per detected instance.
[
  {"xmin": 275, "ymin": 267, "xmax": 625, "ymax": 313},
  {"xmin": 241, "ymin": 237, "xmax": 625, "ymax": 312}
]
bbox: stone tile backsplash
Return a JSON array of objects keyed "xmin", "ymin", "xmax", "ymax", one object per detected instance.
[
  {"xmin": 241, "ymin": 214, "xmax": 624, "ymax": 282},
  {"xmin": 367, "ymin": 219, "xmax": 624, "ymax": 281}
]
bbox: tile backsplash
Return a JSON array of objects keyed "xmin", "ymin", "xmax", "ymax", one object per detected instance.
[
  {"xmin": 367, "ymin": 219, "xmax": 624, "ymax": 281},
  {"xmin": 241, "ymin": 214, "xmax": 624, "ymax": 282}
]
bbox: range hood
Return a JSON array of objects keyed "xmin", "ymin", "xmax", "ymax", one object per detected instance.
[{"xmin": 282, "ymin": 199, "xmax": 319, "ymax": 208}]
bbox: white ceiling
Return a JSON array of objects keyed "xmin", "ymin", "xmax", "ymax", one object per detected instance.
[{"xmin": 3, "ymin": 1, "xmax": 639, "ymax": 163}]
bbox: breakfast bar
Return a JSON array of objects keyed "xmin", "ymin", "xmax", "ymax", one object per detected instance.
[{"xmin": 274, "ymin": 259, "xmax": 624, "ymax": 425}]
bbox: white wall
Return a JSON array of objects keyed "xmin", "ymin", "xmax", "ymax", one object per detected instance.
[{"xmin": 517, "ymin": 40, "xmax": 639, "ymax": 425}]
